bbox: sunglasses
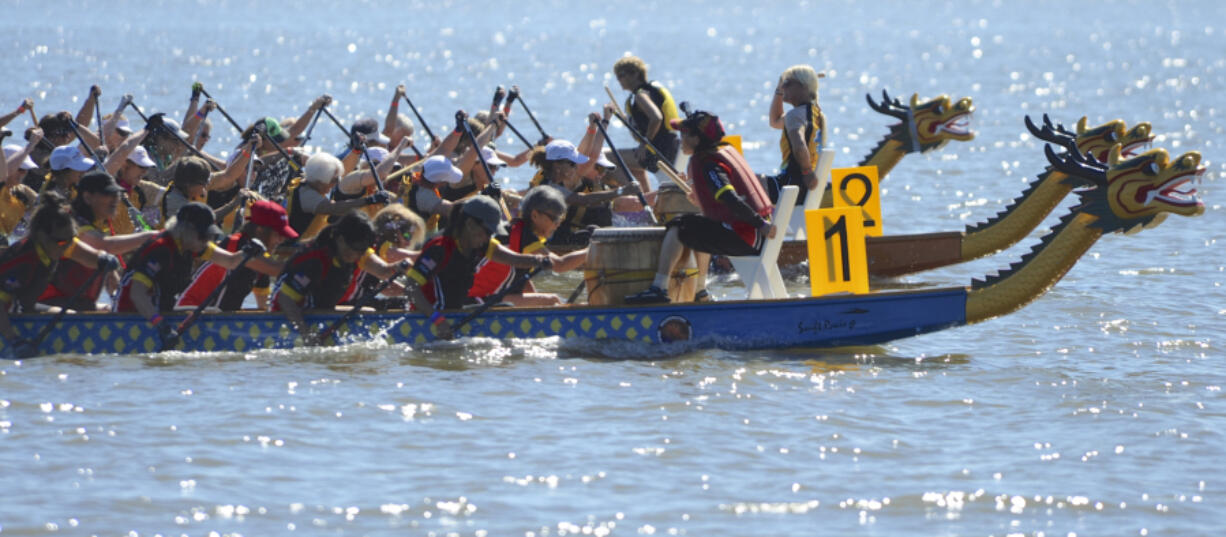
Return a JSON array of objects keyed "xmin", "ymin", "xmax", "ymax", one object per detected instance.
[{"xmin": 540, "ymin": 210, "xmax": 563, "ymax": 224}]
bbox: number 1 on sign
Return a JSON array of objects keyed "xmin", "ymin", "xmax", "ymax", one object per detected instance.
[{"xmin": 805, "ymin": 207, "xmax": 869, "ymax": 296}]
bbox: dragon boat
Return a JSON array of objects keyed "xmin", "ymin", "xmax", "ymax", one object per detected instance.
[{"xmin": 2, "ymin": 141, "xmax": 1201, "ymax": 357}]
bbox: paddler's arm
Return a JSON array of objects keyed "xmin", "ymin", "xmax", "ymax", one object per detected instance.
[
  {"xmin": 489, "ymin": 244, "xmax": 550, "ymax": 271},
  {"xmin": 339, "ymin": 137, "xmax": 409, "ymax": 195},
  {"xmin": 103, "ymin": 127, "xmax": 150, "ymax": 176},
  {"xmin": 205, "ymin": 238, "xmax": 267, "ymax": 270},
  {"xmin": 129, "ymin": 278, "xmax": 161, "ymax": 322},
  {"xmin": 182, "ymin": 83, "xmax": 202, "ymax": 128},
  {"xmin": 182, "ymin": 100, "xmax": 215, "ymax": 149},
  {"xmin": 212, "ymin": 189, "xmax": 253, "ymax": 221},
  {"xmin": 633, "ymin": 89, "xmax": 664, "ymax": 140},
  {"xmin": 573, "ymin": 113, "xmax": 604, "ymax": 178},
  {"xmin": 545, "ymin": 247, "xmax": 587, "ymax": 273},
  {"xmin": 207, "ymin": 137, "xmax": 259, "ymax": 192},
  {"xmin": 6, "ymin": 127, "xmax": 41, "ymax": 172},
  {"xmin": 768, "ymin": 77, "xmax": 787, "ymax": 130},
  {"xmin": 78, "ymin": 228, "xmax": 159, "ymax": 256},
  {"xmin": 246, "ymin": 255, "xmax": 284, "ymax": 278},
  {"xmin": 103, "ymin": 95, "xmax": 133, "ymax": 145},
  {"xmin": 286, "ymin": 94, "xmax": 332, "ymax": 143},
  {"xmin": 276, "ymin": 291, "xmax": 313, "ymax": 341},
  {"xmin": 384, "ymin": 85, "xmax": 405, "ymax": 141},
  {"xmin": 76, "ymin": 86, "xmax": 101, "ymax": 131},
  {"xmin": 403, "ymin": 281, "xmax": 452, "ymax": 340},
  {"xmin": 0, "ymin": 98, "xmax": 35, "ymax": 130}
]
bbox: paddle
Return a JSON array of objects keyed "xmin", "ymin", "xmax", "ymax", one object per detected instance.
[
  {"xmin": 489, "ymin": 85, "xmax": 534, "ymax": 148},
  {"xmin": 161, "ymin": 247, "xmax": 260, "ymax": 351},
  {"xmin": 298, "ymin": 107, "xmax": 324, "ymax": 149},
  {"xmin": 511, "ymin": 85, "xmax": 549, "ymax": 140},
  {"xmin": 603, "ymin": 85, "xmax": 690, "ymax": 194},
  {"xmin": 593, "ymin": 118, "xmax": 658, "ymax": 225},
  {"xmin": 16, "ymin": 267, "xmax": 107, "ymax": 358},
  {"xmin": 196, "ymin": 85, "xmax": 245, "ymax": 135},
  {"xmin": 450, "ymin": 265, "xmax": 546, "ymax": 335},
  {"xmin": 491, "ymin": 86, "xmax": 506, "ymax": 114},
  {"xmin": 316, "ymin": 270, "xmax": 409, "ymax": 344},
  {"xmin": 230, "ymin": 136, "xmax": 258, "ymax": 234},
  {"xmin": 318, "ymin": 106, "xmax": 387, "ymax": 193},
  {"xmin": 92, "ymin": 89, "xmax": 104, "ymax": 142},
  {"xmin": 127, "ymin": 102, "xmax": 222, "ymax": 172},
  {"xmin": 503, "ymin": 119, "xmax": 534, "ymax": 149},
  {"xmin": 64, "ymin": 118, "xmax": 152, "ymax": 231},
  {"xmin": 458, "ymin": 111, "xmax": 513, "ymax": 219},
  {"xmin": 401, "ymin": 92, "xmax": 438, "ymax": 146}
]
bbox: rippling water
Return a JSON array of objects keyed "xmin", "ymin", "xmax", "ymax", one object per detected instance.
[{"xmin": 2, "ymin": 0, "xmax": 1223, "ymax": 535}]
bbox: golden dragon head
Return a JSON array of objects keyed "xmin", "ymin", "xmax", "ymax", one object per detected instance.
[
  {"xmin": 1075, "ymin": 117, "xmax": 1154, "ymax": 160},
  {"xmin": 1026, "ymin": 114, "xmax": 1155, "ymax": 187},
  {"xmin": 1045, "ymin": 143, "xmax": 1205, "ymax": 233},
  {"xmin": 866, "ymin": 90, "xmax": 975, "ymax": 153}
]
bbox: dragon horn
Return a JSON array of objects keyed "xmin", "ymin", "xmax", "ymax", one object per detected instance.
[
  {"xmin": 1048, "ymin": 114, "xmax": 1076, "ymax": 138},
  {"xmin": 1045, "ymin": 143, "xmax": 1107, "ymax": 183},
  {"xmin": 1025, "ymin": 115, "xmax": 1073, "ymax": 145},
  {"xmin": 867, "ymin": 89, "xmax": 908, "ymax": 120}
]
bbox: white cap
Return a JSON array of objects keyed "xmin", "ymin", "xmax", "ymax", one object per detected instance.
[
  {"xmin": 161, "ymin": 117, "xmax": 190, "ymax": 140},
  {"xmin": 422, "ymin": 155, "xmax": 463, "ymax": 184},
  {"xmin": 3, "ymin": 144, "xmax": 38, "ymax": 171},
  {"xmin": 544, "ymin": 140, "xmax": 588, "ymax": 164},
  {"xmin": 595, "ymin": 151, "xmax": 615, "ymax": 169},
  {"xmin": 49, "ymin": 145, "xmax": 95, "ymax": 172},
  {"xmin": 364, "ymin": 146, "xmax": 390, "ymax": 165},
  {"xmin": 480, "ymin": 147, "xmax": 506, "ymax": 167},
  {"xmin": 115, "ymin": 118, "xmax": 132, "ymax": 135},
  {"xmin": 127, "ymin": 146, "xmax": 156, "ymax": 168}
]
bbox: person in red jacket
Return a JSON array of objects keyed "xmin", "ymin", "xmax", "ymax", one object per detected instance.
[{"xmin": 626, "ymin": 110, "xmax": 776, "ymax": 304}]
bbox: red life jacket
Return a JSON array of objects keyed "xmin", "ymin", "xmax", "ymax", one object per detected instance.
[
  {"xmin": 687, "ymin": 144, "xmax": 773, "ymax": 226},
  {"xmin": 174, "ymin": 233, "xmax": 242, "ymax": 309},
  {"xmin": 39, "ymin": 217, "xmax": 120, "ymax": 307},
  {"xmin": 270, "ymin": 245, "xmax": 347, "ymax": 311},
  {"xmin": 469, "ymin": 220, "xmax": 543, "ymax": 299}
]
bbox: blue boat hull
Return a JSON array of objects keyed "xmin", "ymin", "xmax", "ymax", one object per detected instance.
[{"xmin": 3, "ymin": 288, "xmax": 969, "ymax": 356}]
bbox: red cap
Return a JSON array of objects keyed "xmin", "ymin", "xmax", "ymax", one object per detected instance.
[{"xmin": 249, "ymin": 200, "xmax": 298, "ymax": 239}]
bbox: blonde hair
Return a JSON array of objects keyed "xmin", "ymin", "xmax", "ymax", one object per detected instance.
[
  {"xmin": 613, "ymin": 56, "xmax": 647, "ymax": 79},
  {"xmin": 303, "ymin": 152, "xmax": 342, "ymax": 185},
  {"xmin": 781, "ymin": 64, "xmax": 821, "ymax": 101},
  {"xmin": 373, "ymin": 203, "xmax": 426, "ymax": 248}
]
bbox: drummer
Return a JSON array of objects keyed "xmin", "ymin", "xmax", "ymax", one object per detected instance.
[
  {"xmin": 469, "ymin": 186, "xmax": 588, "ymax": 307},
  {"xmin": 114, "ymin": 202, "xmax": 266, "ymax": 347},
  {"xmin": 0, "ymin": 192, "xmax": 118, "ymax": 356},
  {"xmin": 625, "ymin": 110, "xmax": 775, "ymax": 304},
  {"xmin": 611, "ymin": 55, "xmax": 681, "ymax": 193},
  {"xmin": 404, "ymin": 196, "xmax": 556, "ymax": 339}
]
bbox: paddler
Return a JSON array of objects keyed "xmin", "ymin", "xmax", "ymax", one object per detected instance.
[
  {"xmin": 271, "ymin": 210, "xmax": 410, "ymax": 344},
  {"xmin": 175, "ymin": 200, "xmax": 298, "ymax": 311},
  {"xmin": 762, "ymin": 64, "xmax": 826, "ymax": 205},
  {"xmin": 404, "ymin": 196, "xmax": 556, "ymax": 340},
  {"xmin": 0, "ymin": 192, "xmax": 119, "ymax": 356},
  {"xmin": 1, "ymin": 128, "xmax": 42, "ymax": 238},
  {"xmin": 469, "ymin": 186, "xmax": 586, "ymax": 307},
  {"xmin": 158, "ymin": 154, "xmax": 252, "ymax": 229},
  {"xmin": 112, "ymin": 145, "xmax": 166, "ymax": 232},
  {"xmin": 114, "ymin": 202, "xmax": 266, "ymax": 347},
  {"xmin": 625, "ymin": 110, "xmax": 775, "ymax": 304},
  {"xmin": 335, "ymin": 136, "xmax": 412, "ymax": 218},
  {"xmin": 286, "ymin": 153, "xmax": 392, "ymax": 239},
  {"xmin": 340, "ymin": 204, "xmax": 425, "ymax": 311},
  {"xmin": 611, "ymin": 55, "xmax": 681, "ymax": 193},
  {"xmin": 405, "ymin": 155, "xmax": 465, "ymax": 224},
  {"xmin": 534, "ymin": 134, "xmax": 639, "ymax": 246},
  {"xmin": 39, "ymin": 171, "xmax": 159, "ymax": 311}
]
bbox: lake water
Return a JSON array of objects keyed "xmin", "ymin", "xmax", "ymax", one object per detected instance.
[{"xmin": 2, "ymin": 0, "xmax": 1224, "ymax": 535}]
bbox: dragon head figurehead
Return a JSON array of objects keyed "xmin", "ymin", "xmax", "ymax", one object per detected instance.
[
  {"xmin": 1026, "ymin": 114, "xmax": 1155, "ymax": 187},
  {"xmin": 1046, "ymin": 143, "xmax": 1204, "ymax": 233},
  {"xmin": 1075, "ymin": 117, "xmax": 1154, "ymax": 161},
  {"xmin": 866, "ymin": 90, "xmax": 975, "ymax": 153}
]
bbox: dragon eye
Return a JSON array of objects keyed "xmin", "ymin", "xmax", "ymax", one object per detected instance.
[
  {"xmin": 935, "ymin": 105, "xmax": 945, "ymax": 115},
  {"xmin": 1105, "ymin": 131, "xmax": 1118, "ymax": 142},
  {"xmin": 1144, "ymin": 162, "xmax": 1159, "ymax": 175}
]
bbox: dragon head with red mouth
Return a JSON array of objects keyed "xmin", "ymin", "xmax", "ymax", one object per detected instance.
[
  {"xmin": 1046, "ymin": 143, "xmax": 1205, "ymax": 233},
  {"xmin": 1075, "ymin": 117, "xmax": 1154, "ymax": 161},
  {"xmin": 867, "ymin": 90, "xmax": 975, "ymax": 153}
]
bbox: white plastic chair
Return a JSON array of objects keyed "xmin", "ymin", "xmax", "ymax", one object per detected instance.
[
  {"xmin": 728, "ymin": 185, "xmax": 799, "ymax": 299},
  {"xmin": 788, "ymin": 147, "xmax": 835, "ymax": 241}
]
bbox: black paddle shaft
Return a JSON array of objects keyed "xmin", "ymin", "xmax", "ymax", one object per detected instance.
[
  {"xmin": 401, "ymin": 94, "xmax": 437, "ymax": 143},
  {"xmin": 513, "ymin": 86, "xmax": 548, "ymax": 139},
  {"xmin": 198, "ymin": 87, "xmax": 245, "ymax": 135},
  {"xmin": 593, "ymin": 119, "xmax": 657, "ymax": 225},
  {"xmin": 318, "ymin": 106, "xmax": 386, "ymax": 193},
  {"xmin": 164, "ymin": 252, "xmax": 259, "ymax": 350},
  {"xmin": 452, "ymin": 266, "xmax": 546, "ymax": 333},
  {"xmin": 126, "ymin": 102, "xmax": 222, "ymax": 171}
]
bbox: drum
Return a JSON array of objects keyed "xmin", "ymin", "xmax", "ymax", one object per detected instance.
[
  {"xmin": 584, "ymin": 227, "xmax": 698, "ymax": 305},
  {"xmin": 653, "ymin": 184, "xmax": 699, "ymax": 222}
]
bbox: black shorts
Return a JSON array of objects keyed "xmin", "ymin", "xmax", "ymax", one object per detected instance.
[
  {"xmin": 667, "ymin": 214, "xmax": 760, "ymax": 256},
  {"xmin": 641, "ymin": 133, "xmax": 680, "ymax": 173},
  {"xmin": 762, "ymin": 168, "xmax": 811, "ymax": 206}
]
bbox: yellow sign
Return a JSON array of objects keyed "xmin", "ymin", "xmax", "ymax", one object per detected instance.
[
  {"xmin": 805, "ymin": 207, "xmax": 869, "ymax": 296},
  {"xmin": 831, "ymin": 166, "xmax": 882, "ymax": 237},
  {"xmin": 721, "ymin": 135, "xmax": 743, "ymax": 155}
]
